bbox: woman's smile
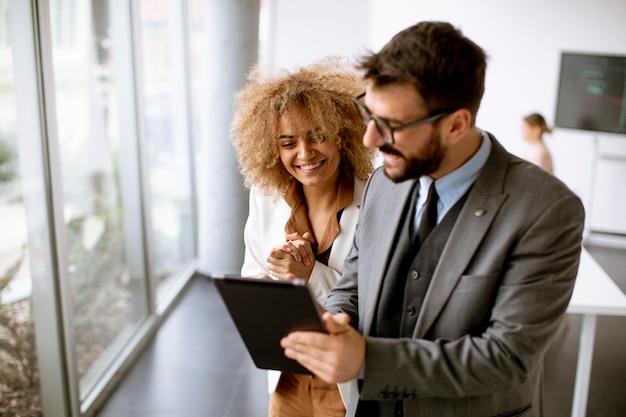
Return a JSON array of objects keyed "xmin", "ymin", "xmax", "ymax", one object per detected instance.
[{"xmin": 296, "ymin": 160, "xmax": 325, "ymax": 172}]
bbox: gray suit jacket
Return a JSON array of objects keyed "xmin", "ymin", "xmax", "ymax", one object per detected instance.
[{"xmin": 325, "ymin": 134, "xmax": 585, "ymax": 417}]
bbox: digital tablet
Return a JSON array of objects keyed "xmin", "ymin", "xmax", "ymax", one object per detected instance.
[{"xmin": 212, "ymin": 275, "xmax": 327, "ymax": 375}]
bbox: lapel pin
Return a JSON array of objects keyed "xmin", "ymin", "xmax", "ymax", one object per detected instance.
[{"xmin": 474, "ymin": 208, "xmax": 486, "ymax": 217}]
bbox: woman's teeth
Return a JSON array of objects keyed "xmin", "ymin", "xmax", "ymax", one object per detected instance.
[{"xmin": 300, "ymin": 161, "xmax": 322, "ymax": 170}]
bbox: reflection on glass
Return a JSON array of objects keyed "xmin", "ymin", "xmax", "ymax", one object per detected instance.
[
  {"xmin": 48, "ymin": 0, "xmax": 145, "ymax": 395},
  {"xmin": 188, "ymin": 0, "xmax": 207, "ymax": 158},
  {"xmin": 138, "ymin": 0, "xmax": 194, "ymax": 301},
  {"xmin": 0, "ymin": 2, "xmax": 42, "ymax": 414}
]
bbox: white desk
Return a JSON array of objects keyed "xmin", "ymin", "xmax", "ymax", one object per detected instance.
[{"xmin": 566, "ymin": 248, "xmax": 626, "ymax": 417}]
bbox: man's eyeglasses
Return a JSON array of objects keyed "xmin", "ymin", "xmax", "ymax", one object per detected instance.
[{"xmin": 352, "ymin": 92, "xmax": 452, "ymax": 145}]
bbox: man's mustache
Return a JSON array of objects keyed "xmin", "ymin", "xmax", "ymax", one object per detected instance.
[{"xmin": 379, "ymin": 144, "xmax": 403, "ymax": 157}]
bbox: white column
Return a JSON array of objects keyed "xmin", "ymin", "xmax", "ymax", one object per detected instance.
[{"xmin": 197, "ymin": 0, "xmax": 260, "ymax": 275}]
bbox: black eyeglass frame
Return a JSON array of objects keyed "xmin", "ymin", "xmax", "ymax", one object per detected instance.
[{"xmin": 352, "ymin": 92, "xmax": 453, "ymax": 145}]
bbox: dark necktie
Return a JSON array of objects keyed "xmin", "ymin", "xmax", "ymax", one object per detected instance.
[{"xmin": 417, "ymin": 182, "xmax": 438, "ymax": 245}]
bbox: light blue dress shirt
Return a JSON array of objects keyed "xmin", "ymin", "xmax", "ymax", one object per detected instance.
[{"xmin": 414, "ymin": 129, "xmax": 492, "ymax": 230}]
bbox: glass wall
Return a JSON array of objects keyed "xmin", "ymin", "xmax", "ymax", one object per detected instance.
[
  {"xmin": 46, "ymin": 0, "xmax": 151, "ymax": 402},
  {"xmin": 0, "ymin": 0, "xmax": 214, "ymax": 414},
  {"xmin": 137, "ymin": 0, "xmax": 196, "ymax": 307},
  {"xmin": 0, "ymin": 1, "xmax": 43, "ymax": 413}
]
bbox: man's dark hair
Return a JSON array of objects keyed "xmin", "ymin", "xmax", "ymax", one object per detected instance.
[{"xmin": 357, "ymin": 21, "xmax": 487, "ymax": 121}]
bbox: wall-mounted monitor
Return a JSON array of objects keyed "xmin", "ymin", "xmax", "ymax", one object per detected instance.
[{"xmin": 555, "ymin": 52, "xmax": 626, "ymax": 135}]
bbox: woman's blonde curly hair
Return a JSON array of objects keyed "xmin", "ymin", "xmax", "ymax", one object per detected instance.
[{"xmin": 230, "ymin": 56, "xmax": 376, "ymax": 197}]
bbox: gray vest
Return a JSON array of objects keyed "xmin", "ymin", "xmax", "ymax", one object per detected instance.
[{"xmin": 374, "ymin": 186, "xmax": 470, "ymax": 339}]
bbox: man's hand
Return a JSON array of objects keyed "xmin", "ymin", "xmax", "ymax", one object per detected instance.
[{"xmin": 280, "ymin": 312, "xmax": 365, "ymax": 384}]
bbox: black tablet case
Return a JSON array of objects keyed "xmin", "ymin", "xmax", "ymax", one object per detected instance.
[{"xmin": 213, "ymin": 275, "xmax": 327, "ymax": 375}]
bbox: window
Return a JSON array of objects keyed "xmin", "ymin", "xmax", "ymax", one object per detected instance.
[
  {"xmin": 0, "ymin": 1, "xmax": 43, "ymax": 414},
  {"xmin": 48, "ymin": 0, "xmax": 149, "ymax": 400},
  {"xmin": 137, "ymin": 0, "xmax": 196, "ymax": 306}
]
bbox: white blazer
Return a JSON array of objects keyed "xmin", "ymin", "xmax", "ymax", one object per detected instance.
[{"xmin": 241, "ymin": 177, "xmax": 366, "ymax": 407}]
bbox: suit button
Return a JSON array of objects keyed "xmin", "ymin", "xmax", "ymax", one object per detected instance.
[
  {"xmin": 411, "ymin": 270, "xmax": 419, "ymax": 279},
  {"xmin": 406, "ymin": 306, "xmax": 415, "ymax": 315}
]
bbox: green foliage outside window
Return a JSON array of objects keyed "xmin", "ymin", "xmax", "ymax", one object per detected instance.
[
  {"xmin": 0, "ymin": 247, "xmax": 42, "ymax": 417},
  {"xmin": 0, "ymin": 134, "xmax": 17, "ymax": 183}
]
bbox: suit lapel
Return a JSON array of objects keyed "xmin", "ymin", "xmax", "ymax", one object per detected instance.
[
  {"xmin": 413, "ymin": 137, "xmax": 511, "ymax": 337},
  {"xmin": 362, "ymin": 172, "xmax": 417, "ymax": 335}
]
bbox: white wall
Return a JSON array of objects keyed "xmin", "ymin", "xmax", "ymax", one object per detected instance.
[
  {"xmin": 263, "ymin": 0, "xmax": 371, "ymax": 68},
  {"xmin": 267, "ymin": 0, "xmax": 626, "ymax": 241}
]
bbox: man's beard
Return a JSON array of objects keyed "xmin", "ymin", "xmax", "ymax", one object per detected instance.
[{"xmin": 381, "ymin": 130, "xmax": 444, "ymax": 183}]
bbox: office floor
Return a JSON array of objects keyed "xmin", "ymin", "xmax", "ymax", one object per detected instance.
[{"xmin": 95, "ymin": 243, "xmax": 626, "ymax": 417}]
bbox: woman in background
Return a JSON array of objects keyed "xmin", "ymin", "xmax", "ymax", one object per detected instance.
[
  {"xmin": 230, "ymin": 57, "xmax": 375, "ymax": 417},
  {"xmin": 521, "ymin": 112, "xmax": 554, "ymax": 174}
]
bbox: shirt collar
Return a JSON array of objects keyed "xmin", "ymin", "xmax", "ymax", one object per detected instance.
[{"xmin": 424, "ymin": 129, "xmax": 491, "ymax": 219}]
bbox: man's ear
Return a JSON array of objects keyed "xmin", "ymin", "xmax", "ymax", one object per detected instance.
[{"xmin": 444, "ymin": 109, "xmax": 472, "ymax": 144}]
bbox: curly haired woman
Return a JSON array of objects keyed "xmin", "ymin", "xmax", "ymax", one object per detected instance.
[{"xmin": 230, "ymin": 57, "xmax": 376, "ymax": 417}]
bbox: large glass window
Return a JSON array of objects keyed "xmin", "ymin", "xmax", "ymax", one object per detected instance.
[
  {"xmin": 47, "ymin": 0, "xmax": 149, "ymax": 400},
  {"xmin": 1, "ymin": 0, "xmax": 217, "ymax": 414},
  {"xmin": 0, "ymin": 1, "xmax": 42, "ymax": 414},
  {"xmin": 138, "ymin": 0, "xmax": 195, "ymax": 305}
]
